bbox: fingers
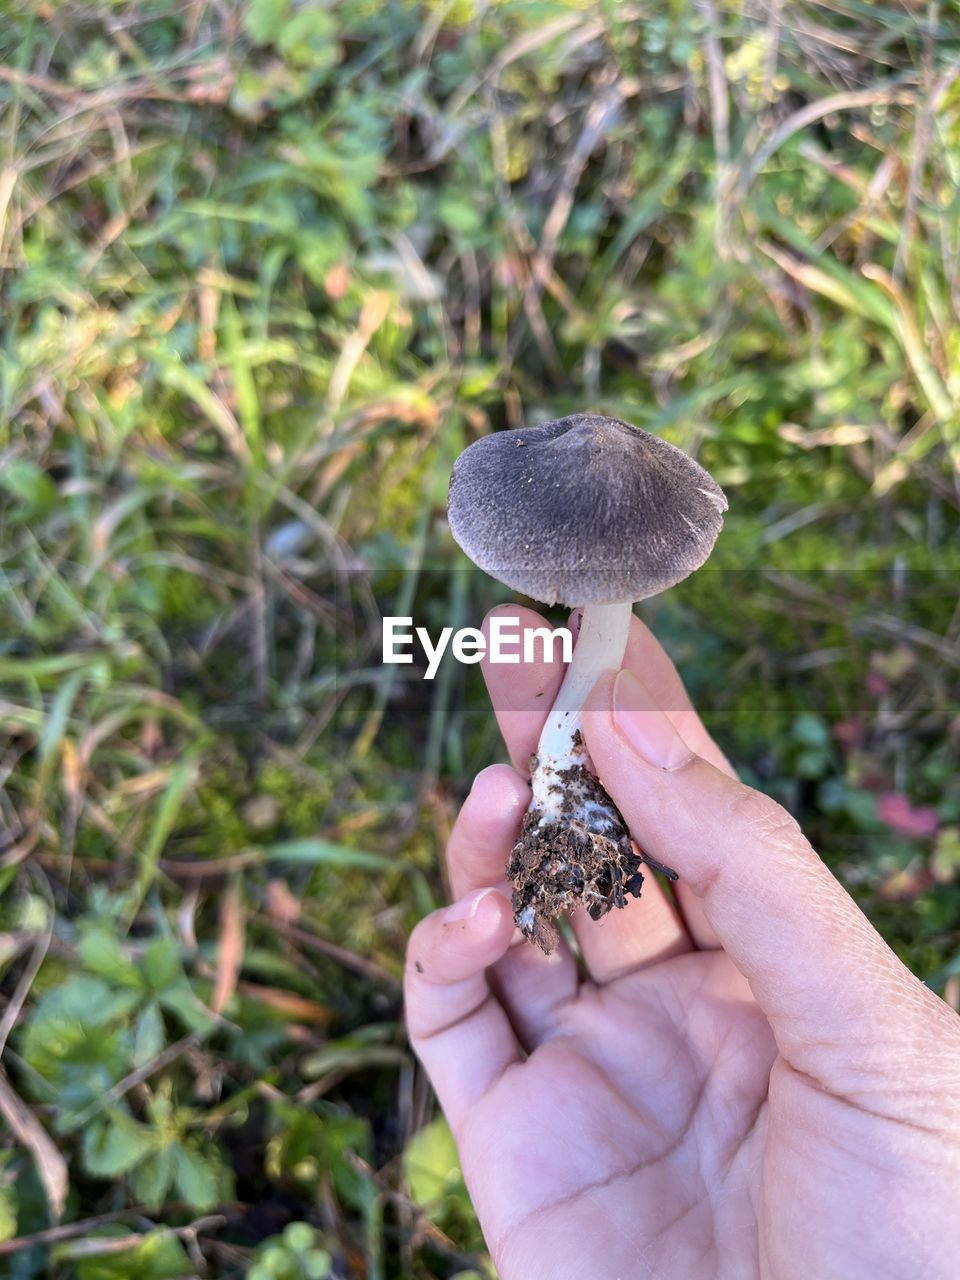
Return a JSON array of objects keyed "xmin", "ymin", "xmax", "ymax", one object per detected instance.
[
  {"xmin": 569, "ymin": 886, "xmax": 689, "ymax": 985},
  {"xmin": 446, "ymin": 764, "xmax": 530, "ymax": 901},
  {"xmin": 405, "ymin": 888, "xmax": 519, "ymax": 1131},
  {"xmin": 480, "ymin": 605, "xmax": 567, "ymax": 774},
  {"xmin": 583, "ymin": 669, "xmax": 960, "ymax": 1098},
  {"xmin": 445, "ymin": 763, "xmax": 580, "ymax": 1044}
]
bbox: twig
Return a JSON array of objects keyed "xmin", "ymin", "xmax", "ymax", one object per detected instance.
[
  {"xmin": 486, "ymin": 102, "xmax": 565, "ymax": 382},
  {"xmin": 62, "ymin": 1032, "xmax": 203, "ymax": 1132},
  {"xmin": 255, "ymin": 914, "xmax": 400, "ymax": 991},
  {"xmin": 739, "ymin": 81, "xmax": 918, "ymax": 192},
  {"xmin": 0, "ymin": 59, "xmax": 233, "ymax": 109},
  {"xmin": 0, "ymin": 1211, "xmax": 140, "ymax": 1258},
  {"xmin": 0, "ymin": 922, "xmax": 50, "ymax": 1059},
  {"xmin": 894, "ymin": 55, "xmax": 960, "ymax": 280},
  {"xmin": 539, "ymin": 75, "xmax": 625, "ymax": 266},
  {"xmin": 698, "ymin": 0, "xmax": 732, "ymax": 257},
  {"xmin": 698, "ymin": 0, "xmax": 730, "ymax": 162},
  {"xmin": 0, "ymin": 1068, "xmax": 68, "ymax": 1222},
  {"xmin": 763, "ymin": 572, "xmax": 960, "ymax": 667},
  {"xmin": 0, "ymin": 1213, "xmax": 226, "ymax": 1260},
  {"xmin": 0, "ymin": 861, "xmax": 55, "ymax": 1058},
  {"xmin": 159, "ymin": 850, "xmax": 261, "ymax": 879}
]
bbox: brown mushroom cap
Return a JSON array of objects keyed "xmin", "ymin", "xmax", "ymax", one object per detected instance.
[{"xmin": 447, "ymin": 414, "xmax": 727, "ymax": 606}]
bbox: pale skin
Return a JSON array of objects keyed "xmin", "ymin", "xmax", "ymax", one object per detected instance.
[{"xmin": 405, "ymin": 606, "xmax": 960, "ymax": 1280}]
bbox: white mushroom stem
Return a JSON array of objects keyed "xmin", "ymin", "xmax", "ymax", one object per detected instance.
[{"xmin": 530, "ymin": 601, "xmax": 633, "ymax": 824}]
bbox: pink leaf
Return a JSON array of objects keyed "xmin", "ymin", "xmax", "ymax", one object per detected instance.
[{"xmin": 876, "ymin": 792, "xmax": 939, "ymax": 838}]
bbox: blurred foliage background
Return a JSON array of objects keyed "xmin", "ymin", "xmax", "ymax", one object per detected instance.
[{"xmin": 1, "ymin": 0, "xmax": 960, "ymax": 1275}]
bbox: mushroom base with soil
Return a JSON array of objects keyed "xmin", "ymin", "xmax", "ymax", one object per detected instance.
[
  {"xmin": 509, "ymin": 739, "xmax": 679, "ymax": 954},
  {"xmin": 507, "ymin": 752, "xmax": 640, "ymax": 954}
]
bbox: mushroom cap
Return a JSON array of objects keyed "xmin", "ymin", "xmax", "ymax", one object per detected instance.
[{"xmin": 447, "ymin": 414, "xmax": 727, "ymax": 606}]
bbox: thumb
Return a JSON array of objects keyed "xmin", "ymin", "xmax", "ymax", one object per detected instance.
[{"xmin": 584, "ymin": 669, "xmax": 960, "ymax": 1096}]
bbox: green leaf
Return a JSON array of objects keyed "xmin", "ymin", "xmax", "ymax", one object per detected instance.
[
  {"xmin": 83, "ymin": 1114, "xmax": 154, "ymax": 1178},
  {"xmin": 265, "ymin": 1101, "xmax": 372, "ymax": 1209},
  {"xmin": 262, "ymin": 839, "xmax": 391, "ymax": 870},
  {"xmin": 301, "ymin": 1025, "xmax": 406, "ymax": 1079},
  {"xmin": 244, "ymin": 0, "xmax": 290, "ymax": 43},
  {"xmin": 68, "ymin": 39, "xmax": 120, "ymax": 90},
  {"xmin": 437, "ymin": 195, "xmax": 484, "ymax": 238},
  {"xmin": 932, "ymin": 827, "xmax": 960, "ymax": 884},
  {"xmin": 278, "ymin": 10, "xmax": 338, "ymax": 71},
  {"xmin": 844, "ymin": 788, "xmax": 880, "ymax": 829},
  {"xmin": 129, "ymin": 1148, "xmax": 175, "ymax": 1212},
  {"xmin": 402, "ymin": 1117, "xmax": 461, "ymax": 1209},
  {"xmin": 36, "ymin": 668, "xmax": 88, "ymax": 798},
  {"xmin": 172, "ymin": 1144, "xmax": 219, "ymax": 1211},
  {"xmin": 133, "ymin": 1002, "xmax": 165, "ymax": 1068},
  {"xmin": 0, "ymin": 652, "xmax": 98, "ymax": 681},
  {"xmin": 139, "ymin": 938, "xmax": 181, "ymax": 994},
  {"xmin": 0, "ymin": 1185, "xmax": 17, "ymax": 1243},
  {"xmin": 0, "ymin": 458, "xmax": 57, "ymax": 512},
  {"xmin": 283, "ymin": 1221, "xmax": 316, "ymax": 1253},
  {"xmin": 131, "ymin": 753, "xmax": 200, "ymax": 912},
  {"xmin": 795, "ymin": 748, "xmax": 830, "ymax": 779},
  {"xmin": 792, "ymin": 711, "xmax": 831, "ymax": 749},
  {"xmin": 158, "ymin": 978, "xmax": 214, "ymax": 1033},
  {"xmin": 22, "ymin": 977, "xmax": 139, "ymax": 1111},
  {"xmin": 152, "ymin": 358, "xmax": 247, "ymax": 459},
  {"xmin": 304, "ymin": 1249, "xmax": 333, "ymax": 1279},
  {"xmin": 80, "ymin": 926, "xmax": 143, "ymax": 989},
  {"xmin": 221, "ymin": 297, "xmax": 261, "ymax": 459}
]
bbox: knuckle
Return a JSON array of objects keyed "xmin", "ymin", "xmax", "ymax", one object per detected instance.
[{"xmin": 728, "ymin": 785, "xmax": 804, "ymax": 849}]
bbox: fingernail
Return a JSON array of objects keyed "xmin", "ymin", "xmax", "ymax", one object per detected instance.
[
  {"xmin": 613, "ymin": 670, "xmax": 694, "ymax": 770},
  {"xmin": 444, "ymin": 886, "xmax": 497, "ymax": 924},
  {"xmin": 468, "ymin": 765, "xmax": 493, "ymax": 797}
]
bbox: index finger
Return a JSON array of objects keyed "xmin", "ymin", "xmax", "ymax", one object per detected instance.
[{"xmin": 479, "ymin": 605, "xmax": 567, "ymax": 774}]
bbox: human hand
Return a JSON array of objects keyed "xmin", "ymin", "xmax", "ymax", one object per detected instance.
[{"xmin": 405, "ymin": 607, "xmax": 960, "ymax": 1279}]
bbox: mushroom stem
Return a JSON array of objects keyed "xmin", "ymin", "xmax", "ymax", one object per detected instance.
[{"xmin": 530, "ymin": 601, "xmax": 632, "ymax": 819}]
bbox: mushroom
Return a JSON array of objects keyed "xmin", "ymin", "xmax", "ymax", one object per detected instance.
[{"xmin": 448, "ymin": 413, "xmax": 727, "ymax": 953}]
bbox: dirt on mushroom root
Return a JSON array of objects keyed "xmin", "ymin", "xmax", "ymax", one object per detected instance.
[{"xmin": 507, "ymin": 757, "xmax": 678, "ymax": 954}]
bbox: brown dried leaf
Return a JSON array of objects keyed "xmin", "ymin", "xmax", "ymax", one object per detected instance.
[
  {"xmin": 61, "ymin": 737, "xmax": 83, "ymax": 802},
  {"xmin": 0, "ymin": 1067, "xmax": 68, "ymax": 1221},
  {"xmin": 265, "ymin": 878, "xmax": 301, "ymax": 925},
  {"xmin": 211, "ymin": 880, "xmax": 244, "ymax": 1017},
  {"xmin": 235, "ymin": 981, "xmax": 332, "ymax": 1025}
]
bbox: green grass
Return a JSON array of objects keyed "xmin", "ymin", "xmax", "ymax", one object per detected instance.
[{"xmin": 1, "ymin": 1, "xmax": 960, "ymax": 1275}]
